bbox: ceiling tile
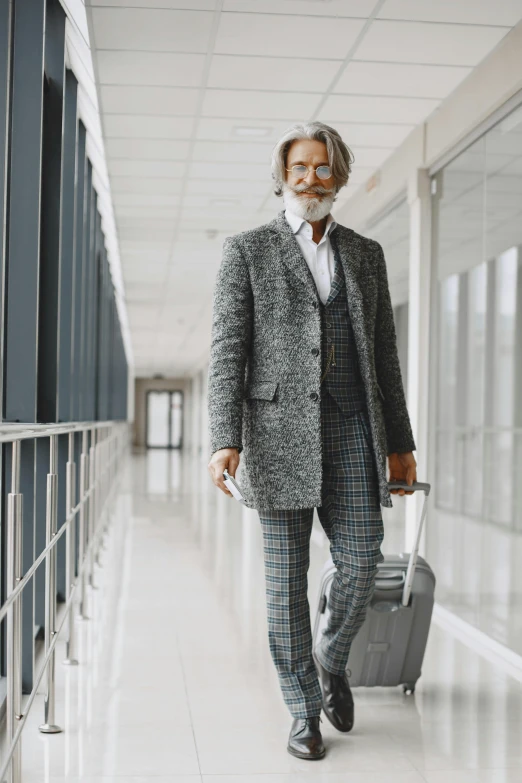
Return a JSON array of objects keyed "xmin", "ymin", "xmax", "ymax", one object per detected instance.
[
  {"xmin": 90, "ymin": 8, "xmax": 214, "ymax": 52},
  {"xmin": 328, "ymin": 122, "xmax": 414, "ymax": 147},
  {"xmin": 91, "ymin": 0, "xmax": 217, "ymax": 7},
  {"xmin": 103, "ymin": 115, "xmax": 195, "ymax": 139},
  {"xmin": 121, "ymin": 245, "xmax": 172, "ymax": 259},
  {"xmin": 117, "ymin": 215, "xmax": 175, "ymax": 229},
  {"xmin": 186, "ymin": 178, "xmax": 269, "ymax": 196},
  {"xmin": 215, "ymin": 13, "xmax": 366, "ymax": 58},
  {"xmin": 122, "ymin": 251, "xmax": 170, "ymax": 264},
  {"xmin": 355, "ymin": 20, "xmax": 510, "ymax": 66},
  {"xmin": 97, "ymin": 51, "xmax": 206, "ymax": 87},
  {"xmin": 182, "ymin": 194, "xmax": 237, "ymax": 208},
  {"xmin": 125, "ymin": 267, "xmax": 169, "ymax": 283},
  {"xmin": 208, "ymin": 54, "xmax": 341, "ymax": 92},
  {"xmin": 105, "ymin": 138, "xmax": 191, "ymax": 160},
  {"xmin": 114, "ymin": 193, "xmax": 181, "ymax": 208},
  {"xmin": 110, "ymin": 176, "xmax": 184, "ymax": 194},
  {"xmin": 178, "ymin": 207, "xmax": 262, "ymax": 223},
  {"xmin": 336, "ymin": 61, "xmax": 472, "ymax": 99},
  {"xmin": 120, "ymin": 226, "xmax": 173, "ymax": 241},
  {"xmin": 378, "ymin": 0, "xmax": 522, "ymax": 26},
  {"xmin": 189, "ymin": 161, "xmax": 269, "ymax": 180},
  {"xmin": 322, "ymin": 94, "xmax": 439, "ymax": 124},
  {"xmin": 192, "ymin": 140, "xmax": 273, "ymax": 163},
  {"xmin": 116, "ymin": 206, "xmax": 178, "ymax": 220},
  {"xmin": 201, "ymin": 89, "xmax": 320, "ymax": 119},
  {"xmin": 100, "ymin": 86, "xmax": 199, "ymax": 116},
  {"xmin": 196, "ymin": 117, "xmax": 290, "ymax": 142},
  {"xmin": 109, "ymin": 159, "xmax": 187, "ymax": 178},
  {"xmin": 224, "ymin": 0, "xmax": 376, "ymax": 15}
]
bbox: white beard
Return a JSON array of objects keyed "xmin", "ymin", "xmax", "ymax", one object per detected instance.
[{"xmin": 282, "ymin": 185, "xmax": 335, "ymax": 222}]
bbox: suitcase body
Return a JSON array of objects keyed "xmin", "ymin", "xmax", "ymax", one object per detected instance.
[{"xmin": 312, "ymin": 481, "xmax": 435, "ymax": 693}]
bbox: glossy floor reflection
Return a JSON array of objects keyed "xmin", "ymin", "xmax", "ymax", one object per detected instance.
[
  {"xmin": 10, "ymin": 449, "xmax": 522, "ymax": 782},
  {"xmin": 427, "ymin": 506, "xmax": 522, "ymax": 655}
]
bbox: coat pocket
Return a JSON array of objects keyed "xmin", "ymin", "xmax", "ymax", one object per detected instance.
[{"xmin": 245, "ymin": 380, "xmax": 279, "ymax": 401}]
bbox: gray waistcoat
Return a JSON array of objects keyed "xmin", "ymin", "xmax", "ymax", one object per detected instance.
[{"xmin": 319, "ymin": 233, "xmax": 367, "ymax": 417}]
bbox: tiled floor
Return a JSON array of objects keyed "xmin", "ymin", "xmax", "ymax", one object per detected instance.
[{"xmin": 8, "ymin": 450, "xmax": 522, "ymax": 782}]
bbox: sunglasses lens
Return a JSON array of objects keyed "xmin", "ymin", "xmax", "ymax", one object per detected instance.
[{"xmin": 316, "ymin": 166, "xmax": 331, "ymax": 179}]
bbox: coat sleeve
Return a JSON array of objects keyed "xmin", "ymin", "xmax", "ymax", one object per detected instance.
[
  {"xmin": 373, "ymin": 241, "xmax": 417, "ymax": 456},
  {"xmin": 207, "ymin": 237, "xmax": 253, "ymax": 458}
]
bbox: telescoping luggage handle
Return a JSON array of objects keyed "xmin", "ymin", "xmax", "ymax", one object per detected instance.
[{"xmin": 387, "ymin": 480, "xmax": 431, "ymax": 607}]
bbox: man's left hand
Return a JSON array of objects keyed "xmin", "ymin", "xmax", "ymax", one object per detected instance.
[{"xmin": 388, "ymin": 452, "xmax": 417, "ymax": 495}]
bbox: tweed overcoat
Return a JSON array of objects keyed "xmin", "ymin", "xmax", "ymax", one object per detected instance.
[{"xmin": 207, "ymin": 210, "xmax": 416, "ymax": 510}]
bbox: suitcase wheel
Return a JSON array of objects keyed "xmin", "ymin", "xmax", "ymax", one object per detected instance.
[{"xmin": 402, "ymin": 684, "xmax": 415, "ymax": 696}]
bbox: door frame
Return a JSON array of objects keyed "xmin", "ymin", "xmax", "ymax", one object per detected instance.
[{"xmin": 145, "ymin": 389, "xmax": 184, "ymax": 449}]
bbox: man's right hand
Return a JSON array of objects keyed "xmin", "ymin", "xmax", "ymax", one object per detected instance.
[{"xmin": 207, "ymin": 447, "xmax": 240, "ymax": 497}]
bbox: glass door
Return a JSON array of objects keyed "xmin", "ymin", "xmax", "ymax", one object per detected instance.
[{"xmin": 146, "ymin": 390, "xmax": 184, "ymax": 449}]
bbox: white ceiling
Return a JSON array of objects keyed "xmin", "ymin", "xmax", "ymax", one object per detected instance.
[{"xmin": 84, "ymin": 0, "xmax": 522, "ymax": 377}]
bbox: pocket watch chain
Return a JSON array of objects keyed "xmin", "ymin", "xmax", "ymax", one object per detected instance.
[{"xmin": 320, "ymin": 343, "xmax": 336, "ymax": 385}]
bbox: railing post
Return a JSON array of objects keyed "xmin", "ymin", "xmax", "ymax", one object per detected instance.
[
  {"xmin": 6, "ymin": 440, "xmax": 24, "ymax": 783},
  {"xmin": 77, "ymin": 429, "xmax": 89, "ymax": 620},
  {"xmin": 63, "ymin": 431, "xmax": 78, "ymax": 666},
  {"xmin": 95, "ymin": 429, "xmax": 104, "ymax": 566},
  {"xmin": 39, "ymin": 435, "xmax": 62, "ymax": 734},
  {"xmin": 88, "ymin": 428, "xmax": 97, "ymax": 589}
]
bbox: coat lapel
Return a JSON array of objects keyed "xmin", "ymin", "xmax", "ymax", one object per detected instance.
[
  {"xmin": 268, "ymin": 211, "xmax": 363, "ymax": 309},
  {"xmin": 330, "ymin": 225, "xmax": 373, "ymax": 364},
  {"xmin": 324, "ymin": 240, "xmax": 344, "ymax": 306},
  {"xmin": 268, "ymin": 211, "xmax": 372, "ymax": 361},
  {"xmin": 268, "ymin": 211, "xmax": 317, "ymax": 295}
]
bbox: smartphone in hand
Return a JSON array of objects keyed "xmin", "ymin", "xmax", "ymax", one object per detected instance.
[{"xmin": 223, "ymin": 469, "xmax": 245, "ymax": 503}]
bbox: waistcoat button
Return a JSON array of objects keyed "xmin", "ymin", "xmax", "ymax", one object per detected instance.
[
  {"xmin": 311, "ymin": 348, "xmax": 319, "ymax": 356},
  {"xmin": 326, "ymin": 322, "xmax": 332, "ymax": 328},
  {"xmin": 310, "ymin": 392, "xmax": 318, "ymax": 401}
]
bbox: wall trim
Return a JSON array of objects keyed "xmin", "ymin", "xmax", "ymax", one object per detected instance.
[
  {"xmin": 432, "ymin": 602, "xmax": 522, "ymax": 683},
  {"xmin": 363, "ymin": 190, "xmax": 408, "ymax": 234},
  {"xmin": 429, "ymin": 86, "xmax": 522, "ymax": 176}
]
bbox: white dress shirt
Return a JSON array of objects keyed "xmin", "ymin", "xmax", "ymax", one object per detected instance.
[{"xmin": 284, "ymin": 208, "xmax": 338, "ymax": 305}]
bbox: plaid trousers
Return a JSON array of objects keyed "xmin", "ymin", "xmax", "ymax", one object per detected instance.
[{"xmin": 258, "ymin": 389, "xmax": 385, "ymax": 719}]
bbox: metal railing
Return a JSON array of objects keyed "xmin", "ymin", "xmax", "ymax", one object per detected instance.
[{"xmin": 0, "ymin": 420, "xmax": 130, "ymax": 783}]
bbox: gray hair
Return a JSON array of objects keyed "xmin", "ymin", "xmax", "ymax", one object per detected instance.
[{"xmin": 270, "ymin": 121, "xmax": 354, "ymax": 197}]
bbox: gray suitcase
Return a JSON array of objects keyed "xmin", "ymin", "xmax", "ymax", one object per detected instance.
[{"xmin": 312, "ymin": 480, "xmax": 434, "ymax": 694}]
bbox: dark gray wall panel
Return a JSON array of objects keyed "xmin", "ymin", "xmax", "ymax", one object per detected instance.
[
  {"xmin": 57, "ymin": 70, "xmax": 79, "ymax": 422},
  {"xmin": 71, "ymin": 122, "xmax": 86, "ymax": 422},
  {"xmin": 4, "ymin": 0, "xmax": 45, "ymax": 422},
  {"xmin": 38, "ymin": 0, "xmax": 66, "ymax": 423}
]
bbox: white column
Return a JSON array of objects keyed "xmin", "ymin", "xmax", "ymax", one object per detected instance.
[
  {"xmin": 200, "ymin": 366, "xmax": 210, "ymax": 465},
  {"xmin": 406, "ymin": 169, "xmax": 433, "ymax": 555},
  {"xmin": 191, "ymin": 372, "xmax": 201, "ymax": 464}
]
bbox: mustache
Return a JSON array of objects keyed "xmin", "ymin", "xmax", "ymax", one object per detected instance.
[{"xmin": 286, "ymin": 183, "xmax": 335, "ymax": 196}]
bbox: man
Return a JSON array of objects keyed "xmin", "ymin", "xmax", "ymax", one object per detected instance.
[{"xmin": 207, "ymin": 122, "xmax": 417, "ymax": 760}]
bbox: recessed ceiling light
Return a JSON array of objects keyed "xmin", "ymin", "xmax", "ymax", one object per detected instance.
[{"xmin": 232, "ymin": 126, "xmax": 272, "ymax": 138}]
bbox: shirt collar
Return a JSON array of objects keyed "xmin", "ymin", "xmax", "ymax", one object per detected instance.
[{"xmin": 285, "ymin": 207, "xmax": 337, "ymax": 237}]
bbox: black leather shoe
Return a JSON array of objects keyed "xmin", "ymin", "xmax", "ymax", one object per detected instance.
[
  {"xmin": 287, "ymin": 716, "xmax": 325, "ymax": 760},
  {"xmin": 314, "ymin": 653, "xmax": 354, "ymax": 732}
]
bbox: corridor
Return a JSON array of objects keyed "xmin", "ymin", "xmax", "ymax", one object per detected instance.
[{"xmin": 10, "ymin": 451, "xmax": 522, "ymax": 782}]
